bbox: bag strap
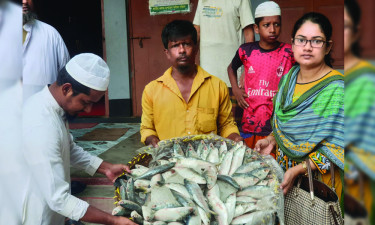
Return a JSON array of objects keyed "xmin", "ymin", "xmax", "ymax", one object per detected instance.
[
  {"xmin": 331, "ymin": 161, "xmax": 335, "ymax": 191},
  {"xmin": 305, "ymin": 159, "xmax": 336, "ymax": 201},
  {"xmin": 305, "ymin": 158, "xmax": 315, "ymax": 201}
]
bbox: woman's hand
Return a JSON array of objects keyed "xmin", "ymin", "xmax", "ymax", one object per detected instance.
[
  {"xmin": 280, "ymin": 160, "xmax": 317, "ymax": 195},
  {"xmin": 280, "ymin": 166, "xmax": 300, "ymax": 195},
  {"xmin": 254, "ymin": 136, "xmax": 275, "ymax": 155}
]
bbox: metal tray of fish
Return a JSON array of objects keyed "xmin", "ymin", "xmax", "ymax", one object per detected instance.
[{"xmin": 113, "ymin": 134, "xmax": 285, "ymax": 225}]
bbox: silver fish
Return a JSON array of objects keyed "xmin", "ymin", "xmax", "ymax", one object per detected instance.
[
  {"xmin": 150, "ymin": 173, "xmax": 164, "ymax": 188},
  {"xmin": 236, "ymin": 185, "xmax": 272, "ymax": 199},
  {"xmin": 136, "ymin": 162, "xmax": 176, "ymax": 180},
  {"xmin": 112, "ymin": 205, "xmax": 127, "ymax": 216},
  {"xmin": 217, "ymin": 175, "xmax": 240, "ymax": 190},
  {"xmin": 232, "ymin": 210, "xmax": 275, "ymax": 224},
  {"xmin": 131, "ymin": 210, "xmax": 144, "ymax": 224},
  {"xmin": 186, "ymin": 214, "xmax": 201, "ymax": 225},
  {"xmin": 170, "ymin": 189, "xmax": 195, "ymax": 208},
  {"xmin": 174, "ymin": 167, "xmax": 207, "ymax": 184},
  {"xmin": 234, "ymin": 161, "xmax": 268, "ymax": 174},
  {"xmin": 228, "ymin": 145, "xmax": 246, "ymax": 176},
  {"xmin": 164, "ymin": 183, "xmax": 191, "ymax": 200},
  {"xmin": 184, "ymin": 179, "xmax": 211, "ymax": 213},
  {"xmin": 118, "ymin": 199, "xmax": 142, "ymax": 214},
  {"xmin": 232, "ymin": 173, "xmax": 259, "ymax": 189},
  {"xmin": 218, "ymin": 150, "xmax": 234, "ymax": 175},
  {"xmin": 206, "ymin": 146, "xmax": 220, "ymax": 165},
  {"xmin": 225, "ymin": 193, "xmax": 236, "ymax": 223},
  {"xmin": 154, "ymin": 207, "xmax": 194, "ymax": 222},
  {"xmin": 173, "ymin": 142, "xmax": 185, "ymax": 157},
  {"xmin": 142, "ymin": 205, "xmax": 155, "ymax": 221},
  {"xmin": 186, "ymin": 143, "xmax": 199, "ymax": 158},
  {"xmin": 206, "ymin": 185, "xmax": 228, "ymax": 225},
  {"xmin": 197, "ymin": 140, "xmax": 207, "ymax": 158},
  {"xmin": 218, "ymin": 141, "xmax": 228, "ymax": 159},
  {"xmin": 126, "ymin": 178, "xmax": 135, "ymax": 202},
  {"xmin": 248, "ymin": 167, "xmax": 271, "ymax": 180}
]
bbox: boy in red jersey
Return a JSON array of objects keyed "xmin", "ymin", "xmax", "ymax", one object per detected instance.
[{"xmin": 228, "ymin": 1, "xmax": 295, "ymax": 149}]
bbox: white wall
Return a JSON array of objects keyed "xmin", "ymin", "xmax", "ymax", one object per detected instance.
[{"xmin": 103, "ymin": 0, "xmax": 130, "ymax": 100}]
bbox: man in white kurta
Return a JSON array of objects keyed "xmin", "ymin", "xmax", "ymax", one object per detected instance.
[
  {"xmin": 0, "ymin": 2, "xmax": 24, "ymax": 224},
  {"xmin": 193, "ymin": 0, "xmax": 255, "ymax": 87},
  {"xmin": 22, "ymin": 0, "xmax": 70, "ymax": 99},
  {"xmin": 22, "ymin": 54, "xmax": 137, "ymax": 225}
]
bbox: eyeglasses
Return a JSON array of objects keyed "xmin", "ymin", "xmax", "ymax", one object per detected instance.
[{"xmin": 293, "ymin": 38, "xmax": 328, "ymax": 48}]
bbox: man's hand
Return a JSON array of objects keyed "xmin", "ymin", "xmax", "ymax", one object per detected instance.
[
  {"xmin": 113, "ymin": 217, "xmax": 138, "ymax": 225},
  {"xmin": 80, "ymin": 206, "xmax": 139, "ymax": 225},
  {"xmin": 97, "ymin": 162, "xmax": 131, "ymax": 183},
  {"xmin": 232, "ymin": 86, "xmax": 249, "ymax": 109},
  {"xmin": 145, "ymin": 135, "xmax": 160, "ymax": 148},
  {"xmin": 227, "ymin": 133, "xmax": 243, "ymax": 143},
  {"xmin": 254, "ymin": 136, "xmax": 276, "ymax": 155}
]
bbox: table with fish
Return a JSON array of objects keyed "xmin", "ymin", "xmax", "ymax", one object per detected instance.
[{"xmin": 112, "ymin": 134, "xmax": 285, "ymax": 225}]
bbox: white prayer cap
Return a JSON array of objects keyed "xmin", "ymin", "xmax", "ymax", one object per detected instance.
[
  {"xmin": 255, "ymin": 1, "xmax": 281, "ymax": 18},
  {"xmin": 66, "ymin": 53, "xmax": 110, "ymax": 91}
]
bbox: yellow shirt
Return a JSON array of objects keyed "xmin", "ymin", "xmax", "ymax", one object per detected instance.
[
  {"xmin": 140, "ymin": 65, "xmax": 239, "ymax": 143},
  {"xmin": 292, "ymin": 70, "xmax": 343, "ymax": 102}
]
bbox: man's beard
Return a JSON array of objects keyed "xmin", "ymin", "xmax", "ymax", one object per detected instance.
[
  {"xmin": 65, "ymin": 113, "xmax": 78, "ymax": 122},
  {"xmin": 23, "ymin": 11, "xmax": 37, "ymax": 24},
  {"xmin": 177, "ymin": 65, "xmax": 192, "ymax": 74}
]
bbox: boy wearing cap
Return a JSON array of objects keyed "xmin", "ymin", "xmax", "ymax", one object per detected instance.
[
  {"xmin": 22, "ymin": 54, "xmax": 137, "ymax": 225},
  {"xmin": 227, "ymin": 1, "xmax": 295, "ymax": 149}
]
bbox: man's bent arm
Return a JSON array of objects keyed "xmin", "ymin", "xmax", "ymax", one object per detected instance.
[
  {"xmin": 243, "ymin": 25, "xmax": 254, "ymax": 43},
  {"xmin": 140, "ymin": 84, "xmax": 158, "ymax": 143}
]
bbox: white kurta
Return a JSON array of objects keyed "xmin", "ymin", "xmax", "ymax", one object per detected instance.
[
  {"xmin": 22, "ymin": 86, "xmax": 103, "ymax": 225},
  {"xmin": 0, "ymin": 3, "xmax": 25, "ymax": 224},
  {"xmin": 193, "ymin": 0, "xmax": 254, "ymax": 87},
  {"xmin": 23, "ymin": 19, "xmax": 70, "ymax": 99}
]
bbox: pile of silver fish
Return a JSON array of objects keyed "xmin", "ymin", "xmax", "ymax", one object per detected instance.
[{"xmin": 113, "ymin": 135, "xmax": 284, "ymax": 225}]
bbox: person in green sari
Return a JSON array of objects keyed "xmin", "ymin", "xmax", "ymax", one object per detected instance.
[
  {"xmin": 254, "ymin": 12, "xmax": 344, "ymax": 200},
  {"xmin": 344, "ymin": 0, "xmax": 375, "ymax": 223}
]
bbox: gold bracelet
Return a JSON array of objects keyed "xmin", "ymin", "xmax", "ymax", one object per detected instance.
[{"xmin": 302, "ymin": 161, "xmax": 308, "ymax": 176}]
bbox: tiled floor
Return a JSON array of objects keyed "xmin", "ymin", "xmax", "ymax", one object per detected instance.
[
  {"xmin": 69, "ymin": 123, "xmax": 144, "ymax": 225},
  {"xmin": 70, "ymin": 123, "xmax": 141, "ymax": 156}
]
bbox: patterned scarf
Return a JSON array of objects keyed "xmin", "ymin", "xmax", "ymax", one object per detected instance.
[
  {"xmin": 345, "ymin": 61, "xmax": 375, "ymax": 179},
  {"xmin": 271, "ymin": 65, "xmax": 344, "ymax": 170}
]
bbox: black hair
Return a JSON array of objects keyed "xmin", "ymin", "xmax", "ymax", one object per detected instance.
[
  {"xmin": 292, "ymin": 12, "xmax": 333, "ymax": 67},
  {"xmin": 345, "ymin": 0, "xmax": 361, "ymax": 57},
  {"xmin": 56, "ymin": 67, "xmax": 91, "ymax": 96},
  {"xmin": 254, "ymin": 16, "xmax": 281, "ymax": 26},
  {"xmin": 161, "ymin": 20, "xmax": 197, "ymax": 49}
]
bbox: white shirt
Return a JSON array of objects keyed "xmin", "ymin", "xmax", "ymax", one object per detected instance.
[
  {"xmin": 22, "ymin": 86, "xmax": 103, "ymax": 225},
  {"xmin": 0, "ymin": 3, "xmax": 24, "ymax": 224},
  {"xmin": 193, "ymin": 0, "xmax": 254, "ymax": 87},
  {"xmin": 23, "ymin": 19, "xmax": 70, "ymax": 99}
]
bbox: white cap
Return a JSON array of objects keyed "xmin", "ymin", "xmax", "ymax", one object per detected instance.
[
  {"xmin": 66, "ymin": 53, "xmax": 110, "ymax": 91},
  {"xmin": 255, "ymin": 1, "xmax": 281, "ymax": 18}
]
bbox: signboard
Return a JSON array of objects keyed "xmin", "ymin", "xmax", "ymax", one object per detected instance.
[{"xmin": 149, "ymin": 0, "xmax": 190, "ymax": 15}]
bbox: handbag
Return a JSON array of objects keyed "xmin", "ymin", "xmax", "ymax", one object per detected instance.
[
  {"xmin": 284, "ymin": 159, "xmax": 344, "ymax": 225},
  {"xmin": 344, "ymin": 172, "xmax": 370, "ymax": 225}
]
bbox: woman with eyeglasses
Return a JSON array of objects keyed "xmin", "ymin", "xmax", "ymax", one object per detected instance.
[{"xmin": 254, "ymin": 12, "xmax": 344, "ymax": 200}]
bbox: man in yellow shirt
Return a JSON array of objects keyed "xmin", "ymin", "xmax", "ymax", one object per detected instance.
[{"xmin": 141, "ymin": 20, "xmax": 242, "ymax": 147}]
